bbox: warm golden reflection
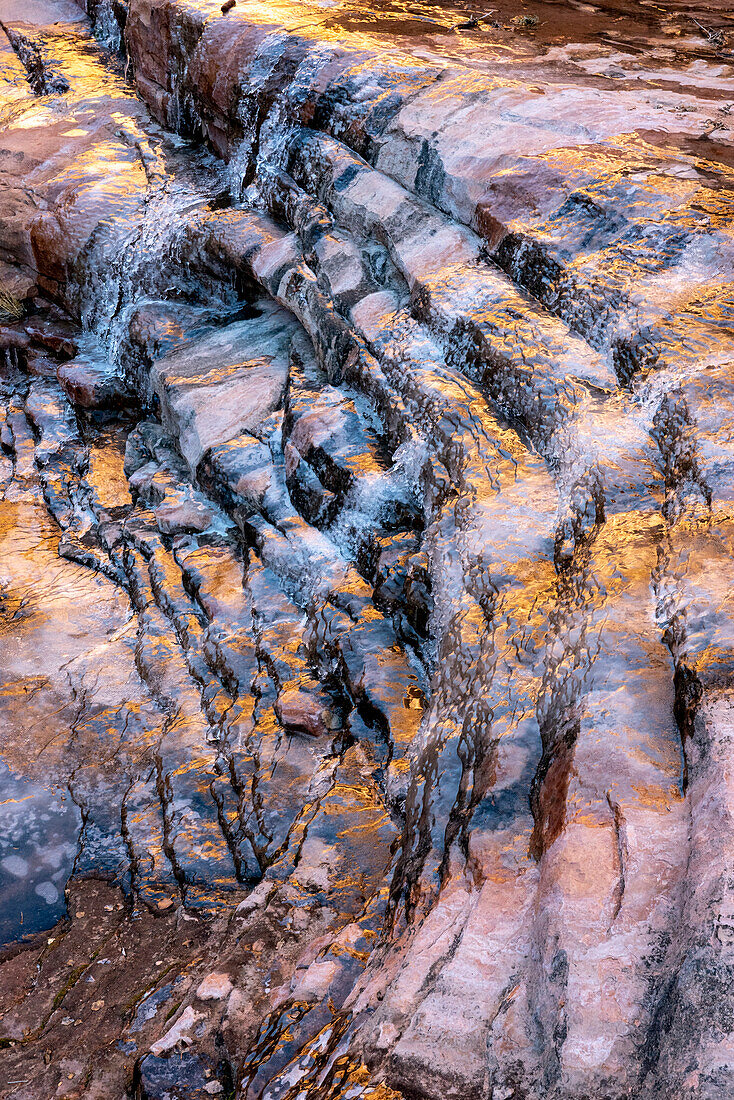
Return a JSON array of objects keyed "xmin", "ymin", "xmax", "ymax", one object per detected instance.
[{"xmin": 2, "ymin": 0, "xmax": 734, "ymax": 1094}]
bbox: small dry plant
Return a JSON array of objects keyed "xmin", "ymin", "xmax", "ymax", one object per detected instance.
[{"xmin": 0, "ymin": 283, "xmax": 24, "ymax": 323}]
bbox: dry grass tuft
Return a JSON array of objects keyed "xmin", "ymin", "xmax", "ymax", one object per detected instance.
[{"xmin": 0, "ymin": 283, "xmax": 24, "ymax": 323}]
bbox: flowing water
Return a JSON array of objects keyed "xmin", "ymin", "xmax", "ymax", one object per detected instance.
[{"xmin": 1, "ymin": 0, "xmax": 734, "ymax": 1097}]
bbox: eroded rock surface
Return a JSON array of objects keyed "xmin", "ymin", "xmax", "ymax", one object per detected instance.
[{"xmin": 1, "ymin": 0, "xmax": 734, "ymax": 1097}]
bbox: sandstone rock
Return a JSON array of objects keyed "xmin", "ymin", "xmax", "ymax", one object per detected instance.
[
  {"xmin": 275, "ymin": 685, "xmax": 331, "ymax": 738},
  {"xmin": 136, "ymin": 1051, "xmax": 219, "ymax": 1099},
  {"xmin": 25, "ymin": 321, "xmax": 77, "ymax": 360},
  {"xmin": 2, "ymin": 2, "xmax": 734, "ymax": 1098},
  {"xmin": 154, "ymin": 494, "xmax": 214, "ymax": 534},
  {"xmin": 151, "ymin": 320, "xmax": 291, "ymax": 472},
  {"xmin": 57, "ymin": 357, "xmax": 136, "ymax": 411},
  {"xmin": 197, "ymin": 431, "xmax": 273, "ymax": 512},
  {"xmin": 0, "ymin": 326, "xmax": 30, "ymax": 350},
  {"xmin": 195, "ymin": 972, "xmax": 233, "ymax": 1001}
]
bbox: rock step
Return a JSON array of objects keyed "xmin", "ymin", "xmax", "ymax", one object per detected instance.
[
  {"xmin": 192, "ymin": 180, "xmax": 655, "ymax": 550},
  {"xmin": 8, "ymin": 346, "xmax": 405, "ymax": 916},
  {"xmin": 113, "ymin": 295, "xmax": 432, "ymax": 796},
  {"xmin": 122, "ymin": 398, "xmax": 415, "ymax": 869},
  {"xmin": 489, "ymin": 176, "xmax": 734, "ymax": 371},
  {"xmin": 282, "ymin": 128, "xmax": 613, "ymax": 395},
  {"xmin": 193, "ymin": 195, "xmax": 611, "ymax": 469},
  {"xmin": 121, "ymin": 0, "xmax": 734, "ymax": 394},
  {"xmin": 269, "ymin": 133, "xmax": 667, "ymax": 525}
]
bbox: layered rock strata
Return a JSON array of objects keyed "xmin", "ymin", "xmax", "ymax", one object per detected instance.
[{"xmin": 1, "ymin": 1, "xmax": 734, "ymax": 1097}]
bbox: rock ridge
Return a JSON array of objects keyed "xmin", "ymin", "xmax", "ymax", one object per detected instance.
[{"xmin": 0, "ymin": 1, "xmax": 733, "ymax": 1098}]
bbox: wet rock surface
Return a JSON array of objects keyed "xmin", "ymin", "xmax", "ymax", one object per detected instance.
[{"xmin": 1, "ymin": 0, "xmax": 734, "ymax": 1096}]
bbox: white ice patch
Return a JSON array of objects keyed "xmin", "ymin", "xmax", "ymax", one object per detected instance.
[
  {"xmin": 2, "ymin": 854, "xmax": 29, "ymax": 878},
  {"xmin": 35, "ymin": 881, "xmax": 60, "ymax": 905}
]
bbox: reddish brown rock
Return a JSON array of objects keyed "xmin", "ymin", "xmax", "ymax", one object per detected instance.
[
  {"xmin": 275, "ymin": 684, "xmax": 331, "ymax": 737},
  {"xmin": 57, "ymin": 358, "xmax": 135, "ymax": 410}
]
